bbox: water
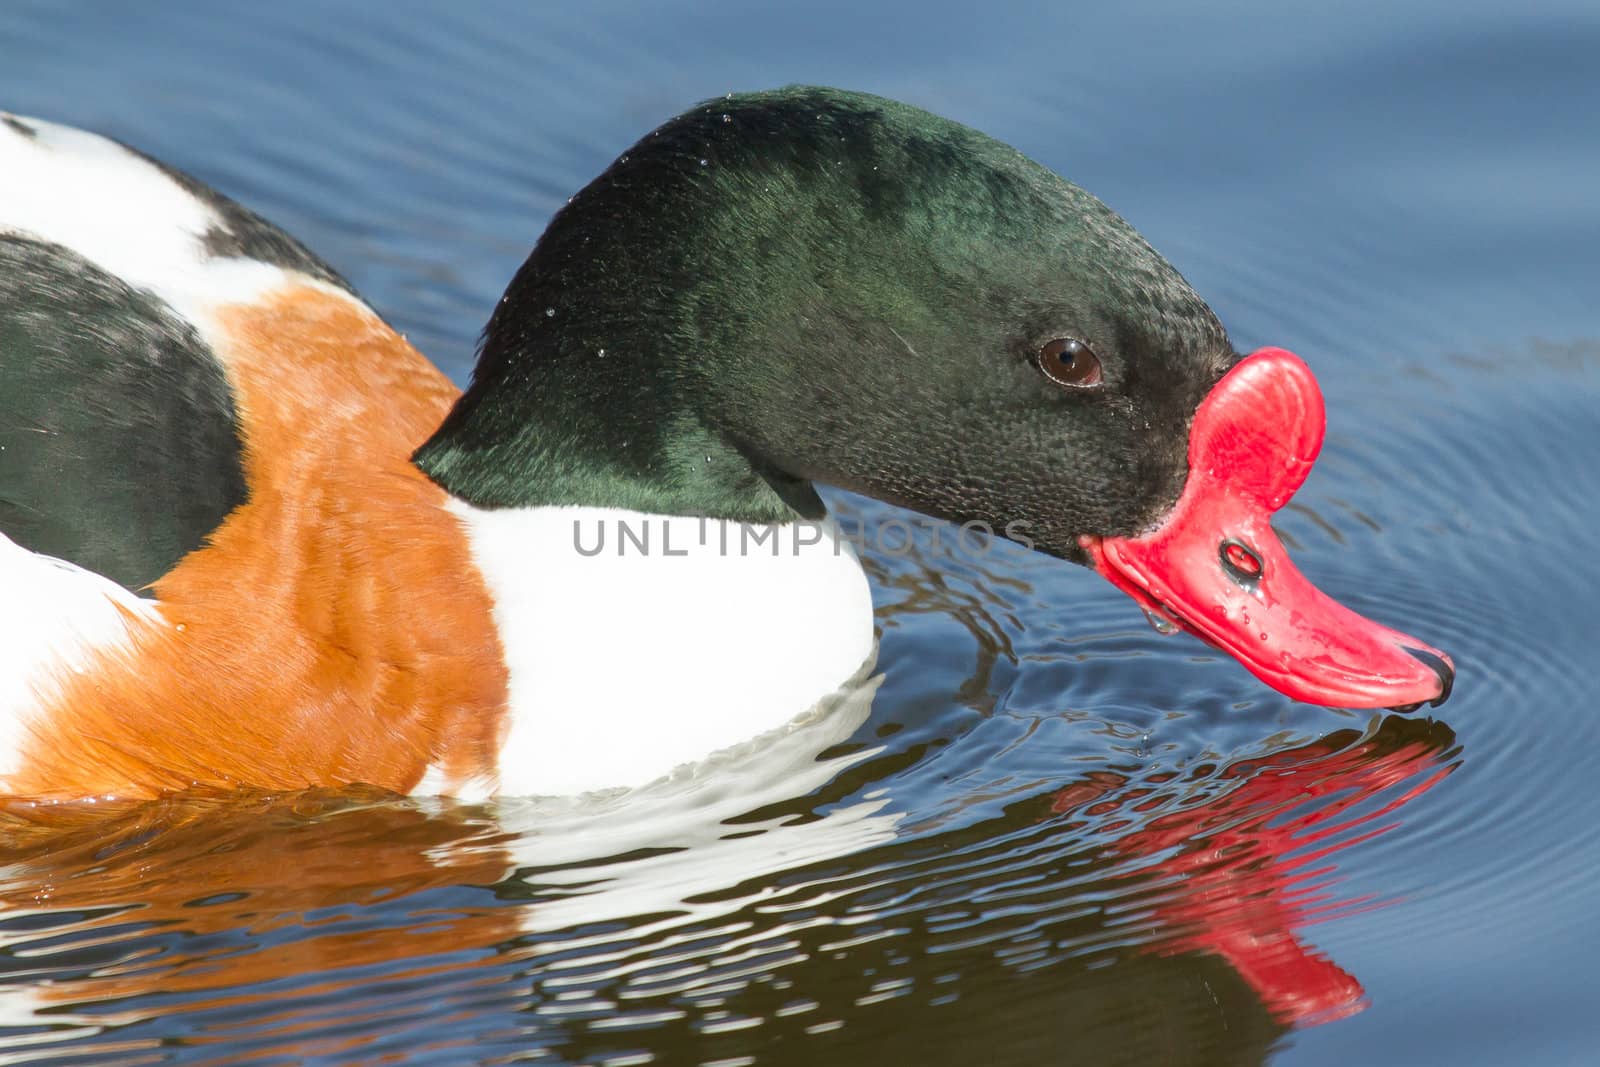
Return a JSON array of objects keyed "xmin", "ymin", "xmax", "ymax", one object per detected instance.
[{"xmin": 1, "ymin": 1, "xmax": 1597, "ymax": 1063}]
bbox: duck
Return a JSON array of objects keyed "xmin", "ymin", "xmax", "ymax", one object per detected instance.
[{"xmin": 0, "ymin": 87, "xmax": 1453, "ymax": 802}]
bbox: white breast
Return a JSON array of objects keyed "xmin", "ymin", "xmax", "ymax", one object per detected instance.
[{"xmin": 446, "ymin": 503, "xmax": 879, "ymax": 796}]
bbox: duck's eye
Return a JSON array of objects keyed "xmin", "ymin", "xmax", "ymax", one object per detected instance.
[{"xmin": 1037, "ymin": 338, "xmax": 1103, "ymax": 388}]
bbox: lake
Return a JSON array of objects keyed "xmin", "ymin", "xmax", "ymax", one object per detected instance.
[{"xmin": 0, "ymin": 1, "xmax": 1596, "ymax": 1064}]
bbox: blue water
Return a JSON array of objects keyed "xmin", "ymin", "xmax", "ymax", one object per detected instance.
[{"xmin": 1, "ymin": 2, "xmax": 1597, "ymax": 1064}]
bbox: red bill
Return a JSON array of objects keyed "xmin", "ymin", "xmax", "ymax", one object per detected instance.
[{"xmin": 1081, "ymin": 348, "xmax": 1454, "ymax": 710}]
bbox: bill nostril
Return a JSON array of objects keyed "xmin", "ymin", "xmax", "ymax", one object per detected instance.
[
  {"xmin": 1219, "ymin": 538, "xmax": 1264, "ymax": 594},
  {"xmin": 1402, "ymin": 646, "xmax": 1455, "ymax": 707}
]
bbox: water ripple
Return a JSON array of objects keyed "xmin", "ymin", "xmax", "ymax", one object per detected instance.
[{"xmin": 0, "ymin": 2, "xmax": 1597, "ymax": 1062}]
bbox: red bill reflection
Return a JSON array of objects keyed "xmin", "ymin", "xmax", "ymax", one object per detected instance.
[{"xmin": 1048, "ymin": 715, "xmax": 1456, "ymax": 1026}]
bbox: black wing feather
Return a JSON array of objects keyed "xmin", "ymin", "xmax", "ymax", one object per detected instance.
[{"xmin": 0, "ymin": 235, "xmax": 248, "ymax": 591}]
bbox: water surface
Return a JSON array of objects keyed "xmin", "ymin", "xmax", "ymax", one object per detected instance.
[{"xmin": 0, "ymin": 2, "xmax": 1596, "ymax": 1064}]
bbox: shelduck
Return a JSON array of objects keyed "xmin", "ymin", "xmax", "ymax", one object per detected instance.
[{"xmin": 0, "ymin": 88, "xmax": 1452, "ymax": 801}]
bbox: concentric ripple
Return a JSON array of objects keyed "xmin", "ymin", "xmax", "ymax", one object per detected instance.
[{"xmin": 2, "ymin": 1, "xmax": 1599, "ymax": 1065}]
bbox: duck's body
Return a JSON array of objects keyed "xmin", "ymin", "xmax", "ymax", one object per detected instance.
[
  {"xmin": 0, "ymin": 117, "xmax": 504, "ymax": 797},
  {"xmin": 0, "ymin": 90, "xmax": 1451, "ymax": 802},
  {"xmin": 0, "ymin": 114, "xmax": 877, "ymax": 799}
]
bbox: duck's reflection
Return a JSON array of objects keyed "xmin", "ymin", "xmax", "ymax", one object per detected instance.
[
  {"xmin": 1046, "ymin": 714, "xmax": 1456, "ymax": 1028},
  {"xmin": 0, "ymin": 714, "xmax": 1456, "ymax": 1065}
]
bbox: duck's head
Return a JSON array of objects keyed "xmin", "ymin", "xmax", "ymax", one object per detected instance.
[{"xmin": 416, "ymin": 86, "xmax": 1452, "ymax": 711}]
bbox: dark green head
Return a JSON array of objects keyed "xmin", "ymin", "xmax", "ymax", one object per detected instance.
[{"xmin": 415, "ymin": 86, "xmax": 1235, "ymax": 559}]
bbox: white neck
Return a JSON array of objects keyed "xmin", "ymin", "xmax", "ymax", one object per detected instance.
[{"xmin": 447, "ymin": 502, "xmax": 878, "ymax": 796}]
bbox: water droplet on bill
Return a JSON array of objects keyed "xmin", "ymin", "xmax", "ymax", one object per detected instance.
[{"xmin": 1143, "ymin": 609, "xmax": 1179, "ymax": 635}]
